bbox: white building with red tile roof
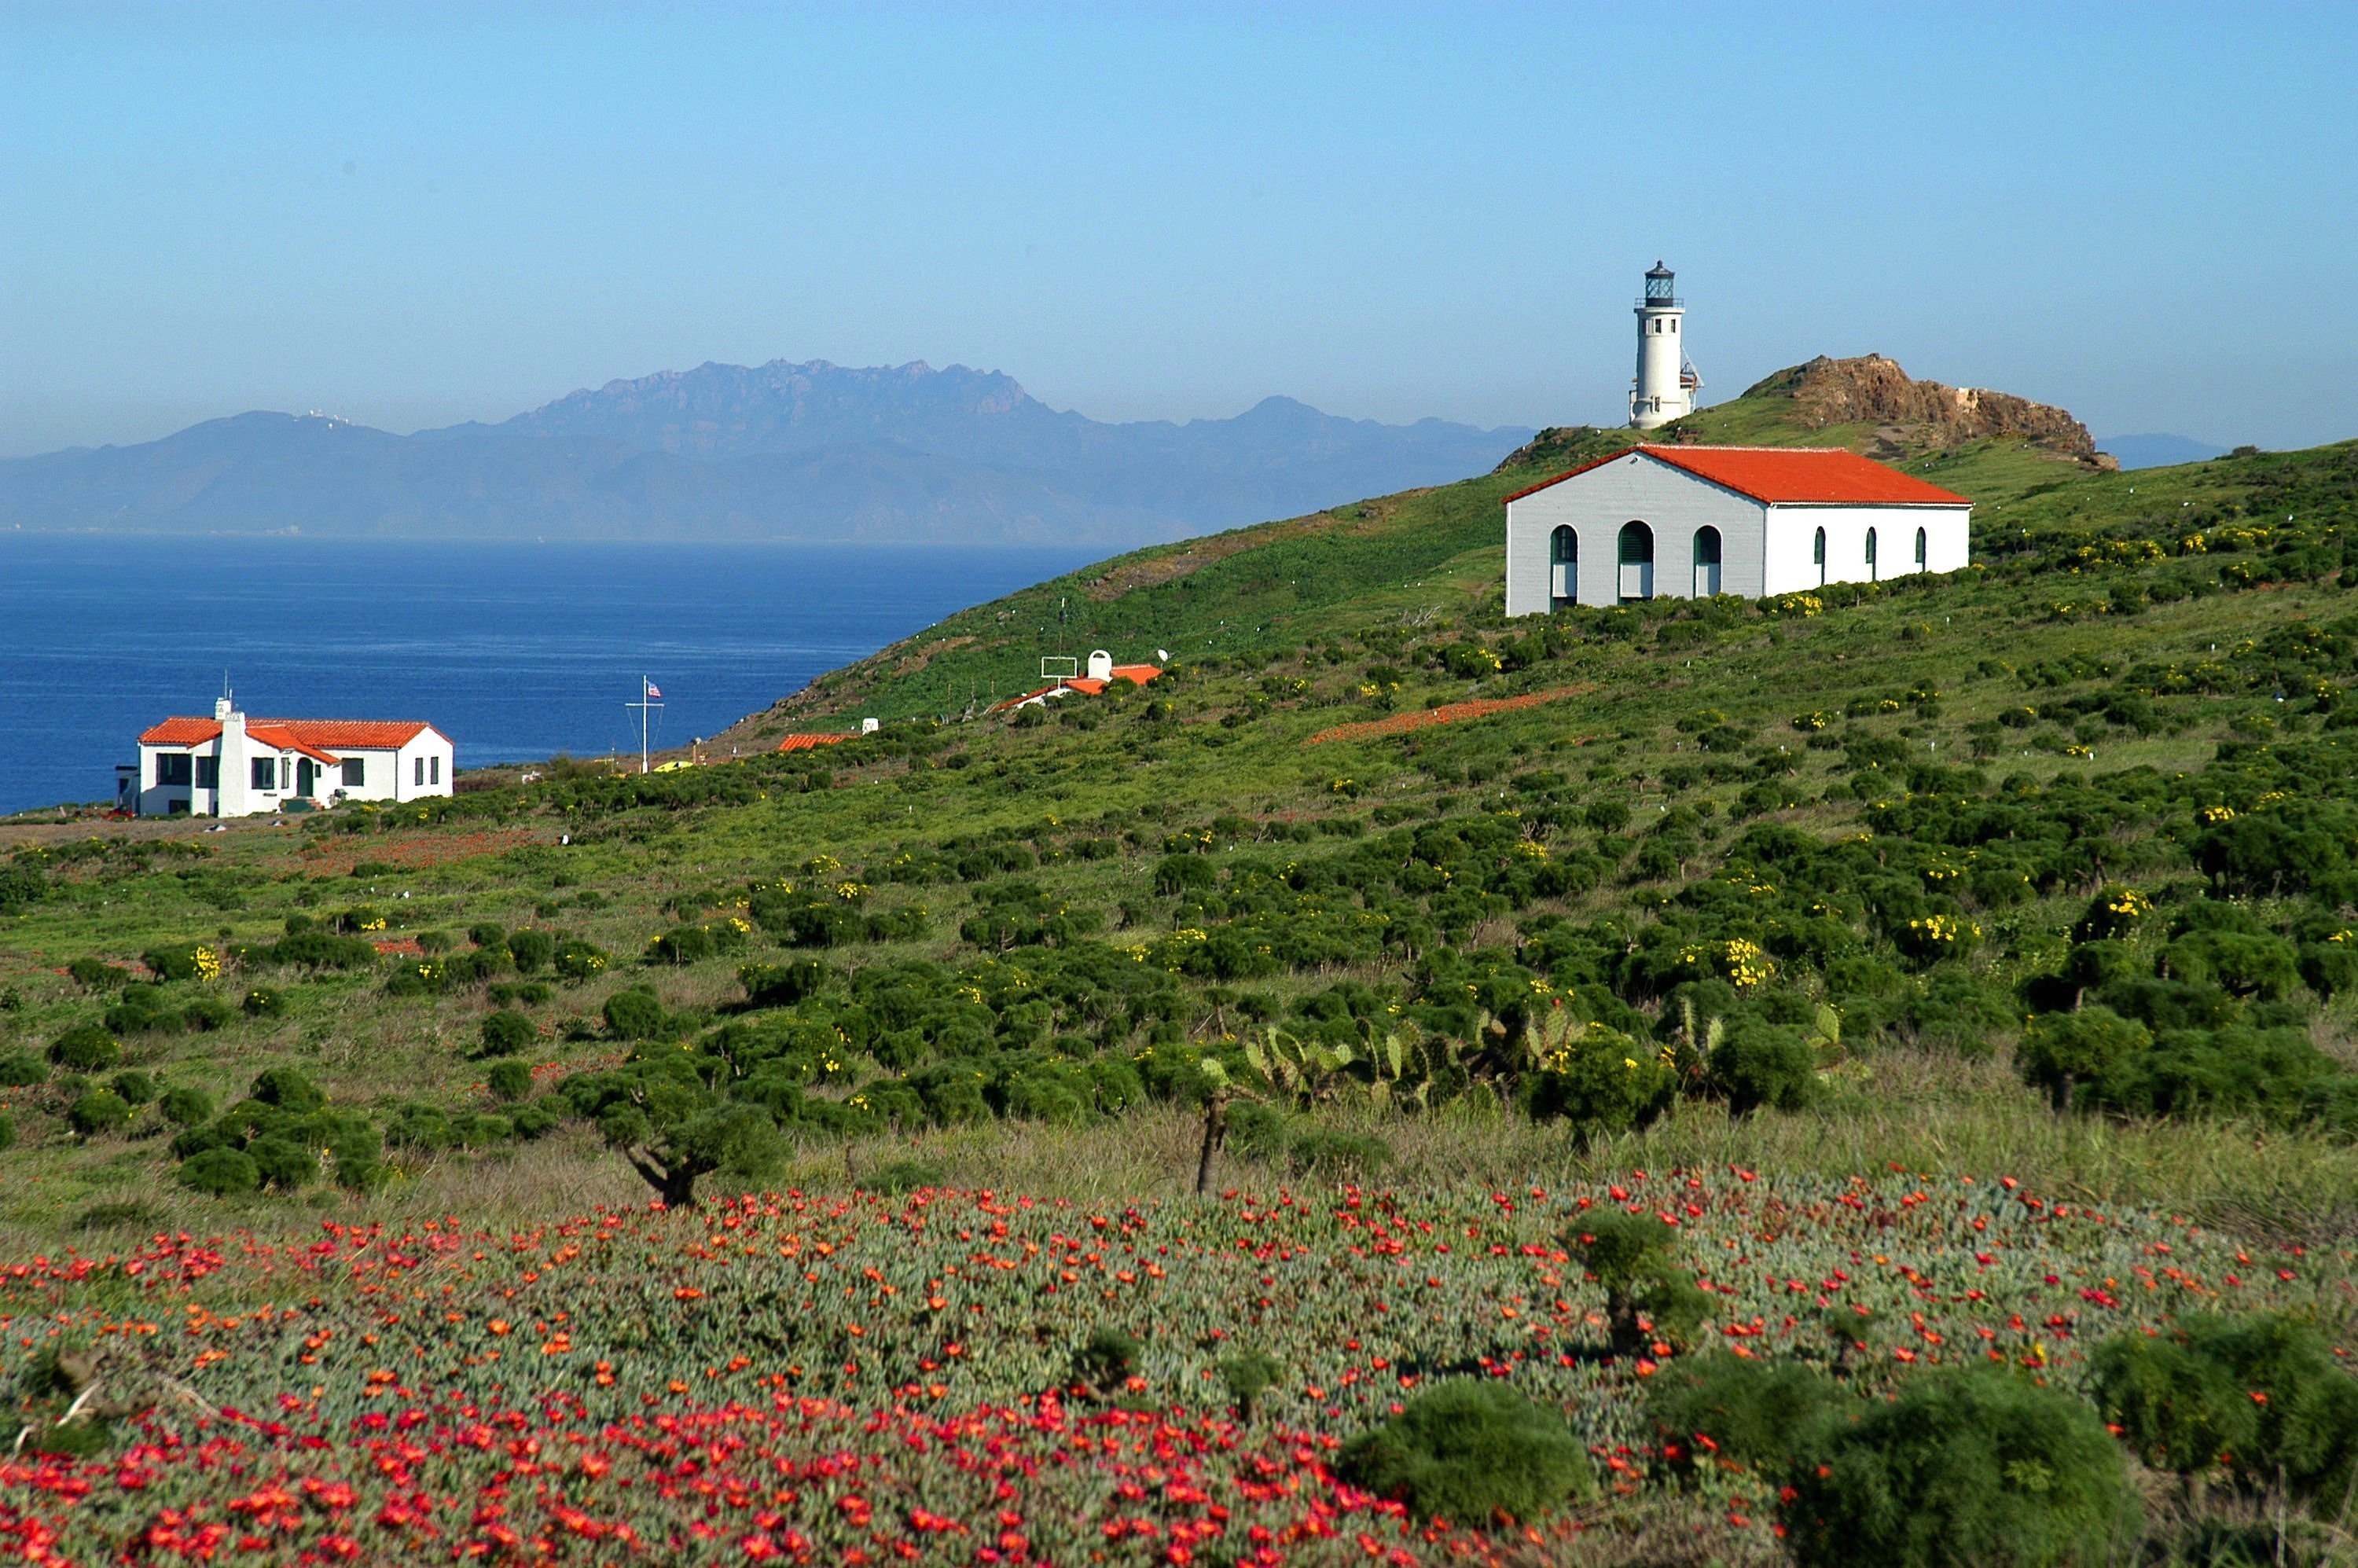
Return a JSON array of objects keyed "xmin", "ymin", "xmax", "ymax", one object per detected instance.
[
  {"xmin": 130, "ymin": 697, "xmax": 454, "ymax": 817},
  {"xmin": 1501, "ymin": 444, "xmax": 1972, "ymax": 617}
]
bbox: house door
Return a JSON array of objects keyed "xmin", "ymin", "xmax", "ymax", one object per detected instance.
[
  {"xmin": 1692, "ymin": 527, "xmax": 1722, "ymax": 597},
  {"xmin": 1549, "ymin": 526, "xmax": 1577, "ymax": 606},
  {"xmin": 296, "ymin": 758, "xmax": 316, "ymax": 797},
  {"xmin": 1618, "ymin": 521, "xmax": 1655, "ymax": 601}
]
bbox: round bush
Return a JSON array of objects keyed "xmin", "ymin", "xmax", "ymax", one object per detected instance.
[
  {"xmin": 0, "ymin": 1050, "xmax": 50, "ymax": 1087},
  {"xmin": 178, "ymin": 1148, "xmax": 260, "ymax": 1197},
  {"xmin": 1778, "ymin": 1367, "xmax": 2132, "ymax": 1568},
  {"xmin": 242, "ymin": 986, "xmax": 286, "ymax": 1018},
  {"xmin": 108, "ymin": 1070, "xmax": 157, "ymax": 1107},
  {"xmin": 249, "ymin": 1067, "xmax": 325, "ymax": 1112},
  {"xmin": 553, "ymin": 937, "xmax": 609, "ymax": 982},
  {"xmin": 248, "ymin": 1136, "xmax": 318, "ymax": 1191},
  {"xmin": 506, "ymin": 929, "xmax": 555, "ymax": 973},
  {"xmin": 1710, "ymin": 1020, "xmax": 1820, "ymax": 1114},
  {"xmin": 67, "ymin": 1089, "xmax": 134, "ymax": 1137},
  {"xmin": 1646, "ymin": 1352, "xmax": 1845, "ymax": 1472},
  {"xmin": 1339, "ymin": 1382, "xmax": 1595, "ymax": 1524},
  {"xmin": 468, "ymin": 922, "xmax": 507, "ymax": 950},
  {"xmin": 602, "ymin": 989, "xmax": 667, "ymax": 1041},
  {"xmin": 158, "ymin": 1086, "xmax": 215, "ymax": 1126},
  {"xmin": 2018, "ymin": 1006, "xmax": 2150, "ymax": 1108},
  {"xmin": 49, "ymin": 1026, "xmax": 121, "ymax": 1072},
  {"xmin": 485, "ymin": 1059, "xmax": 534, "ymax": 1102},
  {"xmin": 479, "ymin": 1010, "xmax": 538, "ymax": 1056}
]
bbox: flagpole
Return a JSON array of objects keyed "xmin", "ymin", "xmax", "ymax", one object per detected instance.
[{"xmin": 625, "ymin": 678, "xmax": 663, "ymax": 774}]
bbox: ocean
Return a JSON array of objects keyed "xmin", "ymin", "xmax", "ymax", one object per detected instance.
[{"xmin": 0, "ymin": 533, "xmax": 1100, "ymax": 816}]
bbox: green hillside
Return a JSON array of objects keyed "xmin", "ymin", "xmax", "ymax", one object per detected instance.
[{"xmin": 8, "ymin": 386, "xmax": 2358, "ymax": 1561}]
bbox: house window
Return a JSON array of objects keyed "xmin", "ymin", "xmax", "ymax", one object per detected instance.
[
  {"xmin": 1865, "ymin": 527, "xmax": 1879, "ymax": 582},
  {"xmin": 343, "ymin": 757, "xmax": 366, "ymax": 788},
  {"xmin": 429, "ymin": 756, "xmax": 440, "ymax": 786},
  {"xmin": 155, "ymin": 753, "xmax": 193, "ymax": 788},
  {"xmin": 193, "ymin": 757, "xmax": 219, "ymax": 790},
  {"xmin": 1813, "ymin": 527, "xmax": 1827, "ymax": 586},
  {"xmin": 1549, "ymin": 525, "xmax": 1577, "ymax": 607},
  {"xmin": 414, "ymin": 757, "xmax": 425, "ymax": 788},
  {"xmin": 252, "ymin": 757, "xmax": 277, "ymax": 791},
  {"xmin": 1693, "ymin": 526, "xmax": 1722, "ymax": 597},
  {"xmin": 1915, "ymin": 527, "xmax": 1928, "ymax": 568}
]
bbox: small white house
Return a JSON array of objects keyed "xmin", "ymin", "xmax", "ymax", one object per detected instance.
[
  {"xmin": 1502, "ymin": 444, "xmax": 1971, "ymax": 617},
  {"xmin": 130, "ymin": 698, "xmax": 454, "ymax": 817}
]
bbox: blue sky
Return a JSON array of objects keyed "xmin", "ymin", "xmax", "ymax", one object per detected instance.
[{"xmin": 3, "ymin": 2, "xmax": 2353, "ymax": 457}]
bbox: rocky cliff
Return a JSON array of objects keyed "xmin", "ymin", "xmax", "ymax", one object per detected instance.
[{"xmin": 1742, "ymin": 354, "xmax": 2111, "ymax": 468}]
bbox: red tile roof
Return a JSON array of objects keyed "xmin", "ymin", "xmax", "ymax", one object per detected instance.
[
  {"xmin": 776, "ymin": 733, "xmax": 852, "ymax": 753},
  {"xmin": 138, "ymin": 716, "xmax": 445, "ymax": 751},
  {"xmin": 986, "ymin": 664, "xmax": 1163, "ymax": 714},
  {"xmin": 1504, "ymin": 445, "xmax": 1972, "ymax": 508}
]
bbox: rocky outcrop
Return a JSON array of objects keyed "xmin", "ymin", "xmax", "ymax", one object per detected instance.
[{"xmin": 1741, "ymin": 355, "xmax": 2112, "ymax": 468}]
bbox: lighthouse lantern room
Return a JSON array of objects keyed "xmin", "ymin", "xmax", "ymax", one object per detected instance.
[{"xmin": 1630, "ymin": 261, "xmax": 1700, "ymax": 429}]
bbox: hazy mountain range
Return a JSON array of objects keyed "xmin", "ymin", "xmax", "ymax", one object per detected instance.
[
  {"xmin": 0, "ymin": 361, "xmax": 1532, "ymax": 546},
  {"xmin": 2096, "ymin": 433, "xmax": 2229, "ymax": 470}
]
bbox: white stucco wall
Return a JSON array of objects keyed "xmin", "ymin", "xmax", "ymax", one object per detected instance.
[
  {"xmin": 1761, "ymin": 505, "xmax": 1972, "ymax": 596},
  {"xmin": 133, "ymin": 724, "xmax": 454, "ymax": 816},
  {"xmin": 1504, "ymin": 453, "xmax": 1765, "ymax": 616}
]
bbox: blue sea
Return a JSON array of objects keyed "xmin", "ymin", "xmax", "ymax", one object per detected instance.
[{"xmin": 0, "ymin": 534, "xmax": 1100, "ymax": 816}]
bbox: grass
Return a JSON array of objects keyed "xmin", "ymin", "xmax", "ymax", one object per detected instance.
[{"xmin": 6, "ymin": 376, "xmax": 2358, "ymax": 1559}]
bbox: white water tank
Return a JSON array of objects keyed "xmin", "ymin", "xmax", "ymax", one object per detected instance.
[{"xmin": 1086, "ymin": 650, "xmax": 1114, "ymax": 681}]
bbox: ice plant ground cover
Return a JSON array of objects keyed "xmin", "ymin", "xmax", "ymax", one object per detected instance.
[{"xmin": 1, "ymin": 1169, "xmax": 2343, "ymax": 1563}]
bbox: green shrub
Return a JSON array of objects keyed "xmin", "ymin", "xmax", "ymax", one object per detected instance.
[
  {"xmin": 178, "ymin": 1148, "xmax": 260, "ymax": 1197},
  {"xmin": 249, "ymin": 1067, "xmax": 324, "ymax": 1113},
  {"xmin": 1518, "ymin": 1019, "xmax": 1677, "ymax": 1140},
  {"xmin": 1339, "ymin": 1382, "xmax": 1595, "ymax": 1524},
  {"xmin": 2018, "ymin": 1005, "xmax": 2149, "ymax": 1109},
  {"xmin": 1568, "ymin": 1209, "xmax": 1712, "ymax": 1357},
  {"xmin": 66, "ymin": 957, "xmax": 130, "ymax": 990},
  {"xmin": 1223, "ymin": 1100, "xmax": 1288, "ymax": 1159},
  {"xmin": 740, "ymin": 960, "xmax": 830, "ymax": 1008},
  {"xmin": 0, "ymin": 1050, "xmax": 50, "ymax": 1087},
  {"xmin": 485, "ymin": 1059, "xmax": 534, "ymax": 1102},
  {"xmin": 1709, "ymin": 1020, "xmax": 1819, "ymax": 1114},
  {"xmin": 509, "ymin": 1102, "xmax": 562, "ymax": 1139},
  {"xmin": 159, "ymin": 1087, "xmax": 214, "ymax": 1126},
  {"xmin": 1216, "ymin": 1350, "xmax": 1284, "ymax": 1420},
  {"xmin": 506, "ymin": 929, "xmax": 555, "ymax": 973},
  {"xmin": 49, "ymin": 1026, "xmax": 121, "ymax": 1072},
  {"xmin": 1778, "ymin": 1367, "xmax": 2132, "ymax": 1568},
  {"xmin": 108, "ymin": 1070, "xmax": 157, "ymax": 1106},
  {"xmin": 856, "ymin": 1159, "xmax": 945, "ymax": 1195},
  {"xmin": 67, "ymin": 1090, "xmax": 134, "ymax": 1138},
  {"xmin": 248, "ymin": 1136, "xmax": 318, "ymax": 1191},
  {"xmin": 269, "ymin": 931, "xmax": 378, "ymax": 971},
  {"xmin": 479, "ymin": 1010, "xmax": 538, "ymax": 1056},
  {"xmin": 553, "ymin": 937, "xmax": 609, "ymax": 982},
  {"xmin": 180, "ymin": 997, "xmax": 235, "ymax": 1032},
  {"xmin": 241, "ymin": 986, "xmax": 286, "ymax": 1017},
  {"xmin": 468, "ymin": 922, "xmax": 507, "ymax": 949},
  {"xmin": 1645, "ymin": 1353, "xmax": 1845, "ymax": 1473},
  {"xmin": 141, "ymin": 945, "xmax": 209, "ymax": 982},
  {"xmin": 1075, "ymin": 1327, "xmax": 1144, "ymax": 1391},
  {"xmin": 602, "ymin": 988, "xmax": 667, "ymax": 1040},
  {"xmin": 2106, "ymin": 1313, "xmax": 2358, "ymax": 1502},
  {"xmin": 327, "ymin": 1124, "xmax": 384, "ymax": 1191},
  {"xmin": 416, "ymin": 929, "xmax": 454, "ymax": 954}
]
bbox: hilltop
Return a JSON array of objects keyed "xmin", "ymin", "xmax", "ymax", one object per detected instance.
[
  {"xmin": 713, "ymin": 355, "xmax": 2273, "ymax": 744},
  {"xmin": 0, "ymin": 359, "xmax": 1529, "ymax": 547}
]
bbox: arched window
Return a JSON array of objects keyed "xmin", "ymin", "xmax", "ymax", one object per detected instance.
[
  {"xmin": 1618, "ymin": 521, "xmax": 1655, "ymax": 602},
  {"xmin": 1549, "ymin": 526, "xmax": 1577, "ymax": 608},
  {"xmin": 1692, "ymin": 525, "xmax": 1722, "ymax": 597},
  {"xmin": 1813, "ymin": 526, "xmax": 1827, "ymax": 587},
  {"xmin": 1865, "ymin": 527, "xmax": 1879, "ymax": 582},
  {"xmin": 1915, "ymin": 527, "xmax": 1928, "ymax": 570}
]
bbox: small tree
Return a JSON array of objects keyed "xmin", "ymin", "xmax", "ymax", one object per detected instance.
[
  {"xmin": 588, "ymin": 1070, "xmax": 784, "ymax": 1208},
  {"xmin": 2018, "ymin": 1005, "xmax": 2149, "ymax": 1110},
  {"xmin": 1708, "ymin": 1019, "xmax": 1818, "ymax": 1114},
  {"xmin": 479, "ymin": 1010, "xmax": 537, "ymax": 1056},
  {"xmin": 1568, "ymin": 1209, "xmax": 1712, "ymax": 1358}
]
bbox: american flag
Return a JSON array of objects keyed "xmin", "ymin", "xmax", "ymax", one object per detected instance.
[{"xmin": 644, "ymin": 680, "xmax": 663, "ymax": 700}]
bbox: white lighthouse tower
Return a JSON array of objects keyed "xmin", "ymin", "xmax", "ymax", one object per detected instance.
[{"xmin": 1629, "ymin": 261, "xmax": 1701, "ymax": 429}]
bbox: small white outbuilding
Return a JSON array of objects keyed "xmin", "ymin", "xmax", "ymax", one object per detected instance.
[{"xmin": 1502, "ymin": 444, "xmax": 1971, "ymax": 617}]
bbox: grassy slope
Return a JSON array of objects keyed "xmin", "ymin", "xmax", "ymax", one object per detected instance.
[{"xmin": 9, "ymin": 379, "xmax": 2358, "ymax": 1559}]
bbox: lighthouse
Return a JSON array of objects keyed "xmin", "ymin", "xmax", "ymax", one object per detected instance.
[{"xmin": 1629, "ymin": 261, "xmax": 1700, "ymax": 429}]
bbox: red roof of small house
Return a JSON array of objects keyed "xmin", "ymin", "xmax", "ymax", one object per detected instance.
[
  {"xmin": 986, "ymin": 664, "xmax": 1162, "ymax": 714},
  {"xmin": 776, "ymin": 733, "xmax": 852, "ymax": 753},
  {"xmin": 243, "ymin": 725, "xmax": 343, "ymax": 766},
  {"xmin": 1502, "ymin": 445, "xmax": 1971, "ymax": 508},
  {"xmin": 138, "ymin": 716, "xmax": 446, "ymax": 751}
]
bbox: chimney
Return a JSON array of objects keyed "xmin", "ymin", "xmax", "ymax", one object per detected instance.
[{"xmin": 215, "ymin": 696, "xmax": 233, "ymax": 720}]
